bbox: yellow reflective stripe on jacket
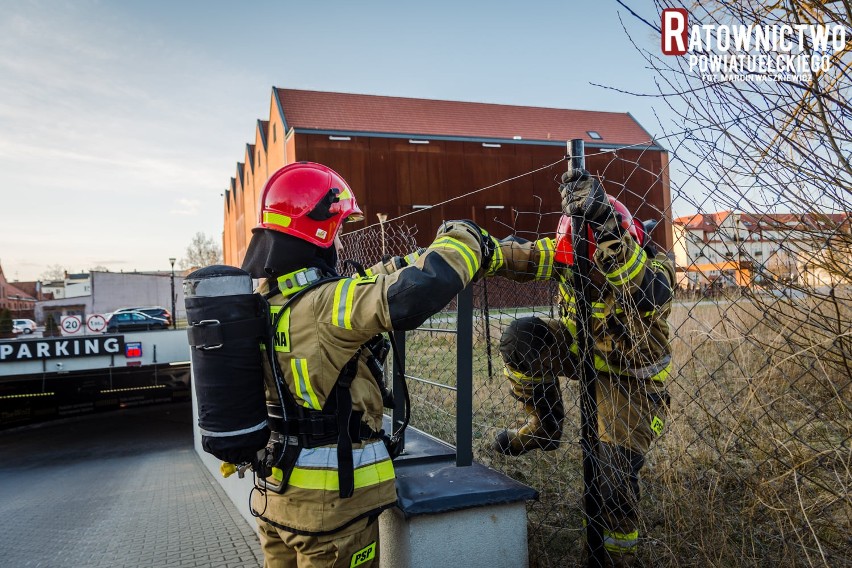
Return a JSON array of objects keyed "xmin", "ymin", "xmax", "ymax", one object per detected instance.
[
  {"xmin": 603, "ymin": 528, "xmax": 639, "ymax": 553},
  {"xmin": 535, "ymin": 238, "xmax": 555, "ymax": 280},
  {"xmin": 614, "ymin": 306, "xmax": 657, "ymax": 317},
  {"xmin": 558, "ymin": 287, "xmax": 605, "ymax": 319},
  {"xmin": 332, "ymin": 279, "xmax": 357, "ymax": 329},
  {"xmin": 287, "ymin": 458, "xmax": 395, "ymax": 491},
  {"xmin": 558, "ymin": 283, "xmax": 573, "ymax": 305},
  {"xmin": 404, "ymin": 250, "xmax": 422, "ymax": 265},
  {"xmin": 605, "ymin": 243, "xmax": 647, "ymax": 286},
  {"xmin": 503, "ymin": 366, "xmax": 550, "ymax": 384},
  {"xmin": 290, "ymin": 358, "xmax": 321, "ymax": 409},
  {"xmin": 561, "ymin": 285, "xmax": 655, "ymax": 318},
  {"xmin": 270, "ymin": 441, "xmax": 393, "ymax": 481},
  {"xmin": 560, "ymin": 315, "xmax": 671, "ymax": 382},
  {"xmin": 634, "ymin": 358, "xmax": 672, "ymax": 382},
  {"xmin": 431, "ymin": 236, "xmax": 478, "ymax": 279}
]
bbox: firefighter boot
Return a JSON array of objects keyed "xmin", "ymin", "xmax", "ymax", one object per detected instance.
[
  {"xmin": 604, "ymin": 549, "xmax": 636, "ymax": 568},
  {"xmin": 493, "ymin": 380, "xmax": 564, "ymax": 456}
]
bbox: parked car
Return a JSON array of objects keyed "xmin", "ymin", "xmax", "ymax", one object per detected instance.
[
  {"xmin": 12, "ymin": 319, "xmax": 37, "ymax": 334},
  {"xmin": 112, "ymin": 306, "xmax": 173, "ymax": 326},
  {"xmin": 105, "ymin": 311, "xmax": 169, "ymax": 333}
]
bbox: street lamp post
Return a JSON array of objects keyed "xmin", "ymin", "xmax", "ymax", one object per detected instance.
[{"xmin": 169, "ymin": 257, "xmax": 176, "ymax": 329}]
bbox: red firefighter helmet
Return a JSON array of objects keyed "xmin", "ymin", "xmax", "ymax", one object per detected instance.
[
  {"xmin": 554, "ymin": 196, "xmax": 644, "ymax": 265},
  {"xmin": 255, "ymin": 162, "xmax": 363, "ymax": 248}
]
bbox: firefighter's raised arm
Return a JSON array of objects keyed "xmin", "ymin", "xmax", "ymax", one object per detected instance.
[
  {"xmin": 385, "ymin": 219, "xmax": 493, "ymax": 330},
  {"xmin": 318, "ymin": 219, "xmax": 495, "ymax": 340}
]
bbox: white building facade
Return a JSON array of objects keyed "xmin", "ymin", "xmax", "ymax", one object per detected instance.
[
  {"xmin": 36, "ymin": 271, "xmax": 185, "ymax": 325},
  {"xmin": 672, "ymin": 211, "xmax": 850, "ymax": 288}
]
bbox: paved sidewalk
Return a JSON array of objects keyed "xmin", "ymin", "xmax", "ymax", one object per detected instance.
[{"xmin": 0, "ymin": 402, "xmax": 263, "ymax": 568}]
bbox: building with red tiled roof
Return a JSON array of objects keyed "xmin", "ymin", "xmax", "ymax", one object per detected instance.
[
  {"xmin": 673, "ymin": 211, "xmax": 850, "ymax": 234},
  {"xmin": 273, "ymin": 89, "xmax": 658, "ymax": 147},
  {"xmin": 9, "ymin": 281, "xmax": 47, "ymax": 302},
  {"xmin": 0, "ymin": 263, "xmax": 37, "ymax": 319},
  {"xmin": 223, "ymin": 88, "xmax": 672, "ymax": 266}
]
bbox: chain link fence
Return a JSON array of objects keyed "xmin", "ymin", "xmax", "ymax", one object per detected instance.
[
  {"xmin": 341, "ymin": 143, "xmax": 850, "ymax": 567},
  {"xmin": 338, "ymin": 3, "xmax": 850, "ymax": 563}
]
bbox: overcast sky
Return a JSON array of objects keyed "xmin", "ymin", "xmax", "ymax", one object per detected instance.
[{"xmin": 0, "ymin": 0, "xmax": 669, "ymax": 282}]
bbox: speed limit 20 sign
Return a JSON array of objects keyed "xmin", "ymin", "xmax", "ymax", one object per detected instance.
[{"xmin": 60, "ymin": 315, "xmax": 82, "ymax": 335}]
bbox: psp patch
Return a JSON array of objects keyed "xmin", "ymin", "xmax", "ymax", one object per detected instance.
[
  {"xmin": 650, "ymin": 415, "xmax": 665, "ymax": 436},
  {"xmin": 350, "ymin": 541, "xmax": 376, "ymax": 567}
]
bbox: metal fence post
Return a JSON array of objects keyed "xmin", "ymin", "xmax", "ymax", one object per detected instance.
[
  {"xmin": 456, "ymin": 285, "xmax": 474, "ymax": 467},
  {"xmin": 481, "ymin": 280, "xmax": 494, "ymax": 380},
  {"xmin": 569, "ymin": 139, "xmax": 605, "ymax": 567}
]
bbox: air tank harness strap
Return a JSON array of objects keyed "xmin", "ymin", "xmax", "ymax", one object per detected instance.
[
  {"xmin": 334, "ymin": 347, "xmax": 363, "ymax": 498},
  {"xmin": 263, "ymin": 274, "xmax": 384, "ymax": 498},
  {"xmin": 188, "ymin": 317, "xmax": 267, "ymax": 350},
  {"xmin": 265, "ymin": 409, "xmax": 380, "ymax": 449},
  {"xmin": 265, "ymin": 348, "xmax": 383, "ymax": 499}
]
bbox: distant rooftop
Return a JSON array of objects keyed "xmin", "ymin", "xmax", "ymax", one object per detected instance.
[{"xmin": 674, "ymin": 211, "xmax": 852, "ymax": 231}]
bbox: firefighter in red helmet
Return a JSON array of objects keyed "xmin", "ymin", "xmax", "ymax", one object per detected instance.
[
  {"xmin": 241, "ymin": 161, "xmax": 495, "ymax": 568},
  {"xmin": 482, "ymin": 169, "xmax": 675, "ymax": 568}
]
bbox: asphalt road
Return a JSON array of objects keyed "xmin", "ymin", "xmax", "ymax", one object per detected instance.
[{"xmin": 0, "ymin": 402, "xmax": 263, "ymax": 568}]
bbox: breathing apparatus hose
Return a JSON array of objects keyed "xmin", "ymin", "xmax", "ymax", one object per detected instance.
[{"xmin": 385, "ymin": 332, "xmax": 410, "ymax": 458}]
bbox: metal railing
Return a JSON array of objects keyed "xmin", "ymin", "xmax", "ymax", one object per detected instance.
[{"xmin": 391, "ymin": 285, "xmax": 474, "ymax": 467}]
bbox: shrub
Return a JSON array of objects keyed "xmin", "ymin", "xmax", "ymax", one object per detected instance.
[
  {"xmin": 43, "ymin": 317, "xmax": 61, "ymax": 337},
  {"xmin": 0, "ymin": 308, "xmax": 13, "ymax": 338}
]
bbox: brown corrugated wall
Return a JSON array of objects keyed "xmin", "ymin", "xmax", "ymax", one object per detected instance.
[{"xmin": 223, "ymin": 132, "xmax": 671, "ymax": 265}]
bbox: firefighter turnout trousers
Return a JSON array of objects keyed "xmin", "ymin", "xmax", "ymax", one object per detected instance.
[{"xmin": 498, "ymin": 315, "xmax": 670, "ymax": 565}]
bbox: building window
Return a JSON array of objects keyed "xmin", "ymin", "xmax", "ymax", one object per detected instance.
[
  {"xmin": 257, "ymin": 151, "xmax": 261, "ymax": 166},
  {"xmin": 587, "ymin": 131, "xmax": 603, "ymax": 140},
  {"xmin": 273, "ymin": 124, "xmax": 277, "ymax": 143}
]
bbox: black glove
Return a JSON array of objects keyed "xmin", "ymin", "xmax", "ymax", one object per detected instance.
[
  {"xmin": 437, "ymin": 219, "xmax": 496, "ymax": 271},
  {"xmin": 559, "ymin": 169, "xmax": 612, "ymax": 226}
]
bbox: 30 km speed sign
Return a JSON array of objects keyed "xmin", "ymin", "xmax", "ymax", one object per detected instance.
[
  {"xmin": 60, "ymin": 315, "xmax": 83, "ymax": 335},
  {"xmin": 86, "ymin": 314, "xmax": 108, "ymax": 333}
]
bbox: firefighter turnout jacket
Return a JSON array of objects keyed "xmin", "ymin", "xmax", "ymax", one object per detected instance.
[
  {"xmin": 252, "ymin": 222, "xmax": 486, "ymax": 535},
  {"xmin": 489, "ymin": 231, "xmax": 676, "ymax": 387}
]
